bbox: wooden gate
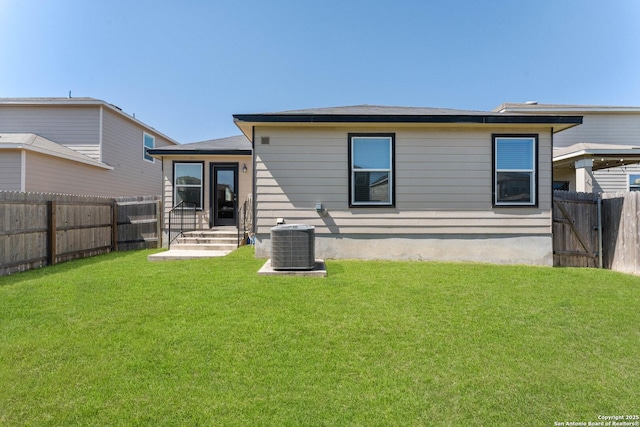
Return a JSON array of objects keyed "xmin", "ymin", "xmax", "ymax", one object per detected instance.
[{"xmin": 553, "ymin": 191, "xmax": 600, "ymax": 267}]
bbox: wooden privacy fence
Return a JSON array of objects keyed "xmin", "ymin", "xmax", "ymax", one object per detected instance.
[
  {"xmin": 0, "ymin": 192, "xmax": 161, "ymax": 276},
  {"xmin": 601, "ymin": 192, "xmax": 640, "ymax": 275},
  {"xmin": 554, "ymin": 190, "xmax": 640, "ymax": 275}
]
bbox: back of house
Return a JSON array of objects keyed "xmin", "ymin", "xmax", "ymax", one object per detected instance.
[
  {"xmin": 234, "ymin": 105, "xmax": 581, "ymax": 266},
  {"xmin": 0, "ymin": 97, "xmax": 178, "ymax": 197}
]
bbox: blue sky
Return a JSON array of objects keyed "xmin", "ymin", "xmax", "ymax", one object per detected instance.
[{"xmin": 1, "ymin": 0, "xmax": 639, "ymax": 143}]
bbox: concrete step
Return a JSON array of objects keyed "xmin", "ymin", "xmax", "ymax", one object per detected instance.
[
  {"xmin": 183, "ymin": 230, "xmax": 238, "ymax": 237},
  {"xmin": 175, "ymin": 237, "xmax": 237, "ymax": 244},
  {"xmin": 170, "ymin": 243, "xmax": 238, "ymax": 251},
  {"xmin": 148, "ymin": 249, "xmax": 232, "ymax": 261}
]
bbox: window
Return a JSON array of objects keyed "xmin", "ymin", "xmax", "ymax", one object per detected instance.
[
  {"xmin": 174, "ymin": 162, "xmax": 203, "ymax": 209},
  {"xmin": 349, "ymin": 133, "xmax": 394, "ymax": 207},
  {"xmin": 143, "ymin": 133, "xmax": 155, "ymax": 163},
  {"xmin": 493, "ymin": 135, "xmax": 537, "ymax": 206},
  {"xmin": 553, "ymin": 181, "xmax": 570, "ymax": 191},
  {"xmin": 629, "ymin": 174, "xmax": 640, "ymax": 191}
]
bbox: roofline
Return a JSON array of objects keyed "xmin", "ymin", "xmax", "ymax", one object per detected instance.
[
  {"xmin": 233, "ymin": 113, "xmax": 583, "ymax": 126},
  {"xmin": 0, "ymin": 97, "xmax": 180, "ymax": 145},
  {"xmin": 233, "ymin": 113, "xmax": 583, "ymax": 141},
  {"xmin": 147, "ymin": 149, "xmax": 252, "ymax": 157},
  {"xmin": 496, "ymin": 103, "xmax": 640, "ymax": 114},
  {"xmin": 0, "ymin": 143, "xmax": 114, "ymax": 170},
  {"xmin": 553, "ymin": 148, "xmax": 640, "ymax": 163}
]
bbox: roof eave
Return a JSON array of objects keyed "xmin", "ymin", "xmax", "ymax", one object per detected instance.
[
  {"xmin": 233, "ymin": 114, "xmax": 583, "ymax": 139},
  {"xmin": 148, "ymin": 149, "xmax": 252, "ymax": 158},
  {"xmin": 0, "ymin": 143, "xmax": 114, "ymax": 170}
]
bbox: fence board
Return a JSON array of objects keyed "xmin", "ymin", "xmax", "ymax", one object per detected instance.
[
  {"xmin": 601, "ymin": 192, "xmax": 640, "ymax": 275},
  {"xmin": 0, "ymin": 192, "xmax": 161, "ymax": 276}
]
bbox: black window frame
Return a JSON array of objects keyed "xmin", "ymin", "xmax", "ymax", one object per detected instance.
[
  {"xmin": 173, "ymin": 161, "xmax": 205, "ymax": 210},
  {"xmin": 492, "ymin": 134, "xmax": 539, "ymax": 208},
  {"xmin": 348, "ymin": 133, "xmax": 395, "ymax": 208}
]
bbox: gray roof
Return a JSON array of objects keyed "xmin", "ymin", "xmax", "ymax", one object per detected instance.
[
  {"xmin": 495, "ymin": 102, "xmax": 640, "ymax": 113},
  {"xmin": 0, "ymin": 97, "xmax": 101, "ymax": 103},
  {"xmin": 263, "ymin": 104, "xmax": 495, "ymax": 116},
  {"xmin": 147, "ymin": 135, "xmax": 252, "ymax": 156},
  {"xmin": 0, "ymin": 133, "xmax": 113, "ymax": 169},
  {"xmin": 233, "ymin": 104, "xmax": 584, "ymax": 139}
]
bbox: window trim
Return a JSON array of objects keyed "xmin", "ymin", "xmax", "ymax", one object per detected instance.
[
  {"xmin": 628, "ymin": 173, "xmax": 640, "ymax": 191},
  {"xmin": 348, "ymin": 133, "xmax": 395, "ymax": 208},
  {"xmin": 492, "ymin": 134, "xmax": 538, "ymax": 207},
  {"xmin": 173, "ymin": 161, "xmax": 204, "ymax": 210},
  {"xmin": 143, "ymin": 132, "xmax": 155, "ymax": 163}
]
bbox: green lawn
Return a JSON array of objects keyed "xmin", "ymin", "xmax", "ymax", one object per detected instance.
[{"xmin": 0, "ymin": 247, "xmax": 638, "ymax": 426}]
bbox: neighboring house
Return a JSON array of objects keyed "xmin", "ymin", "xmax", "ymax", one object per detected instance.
[
  {"xmin": 147, "ymin": 135, "xmax": 252, "ymax": 243},
  {"xmin": 0, "ymin": 97, "xmax": 178, "ymax": 196},
  {"xmin": 232, "ymin": 105, "xmax": 581, "ymax": 265},
  {"xmin": 495, "ymin": 103, "xmax": 640, "ymax": 193}
]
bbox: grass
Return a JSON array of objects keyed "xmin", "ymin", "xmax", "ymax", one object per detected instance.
[{"xmin": 0, "ymin": 247, "xmax": 638, "ymax": 426}]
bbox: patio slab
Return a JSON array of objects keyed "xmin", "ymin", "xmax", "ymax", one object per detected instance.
[
  {"xmin": 258, "ymin": 259, "xmax": 327, "ymax": 277},
  {"xmin": 147, "ymin": 249, "xmax": 232, "ymax": 261}
]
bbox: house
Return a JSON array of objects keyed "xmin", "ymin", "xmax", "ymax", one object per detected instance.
[
  {"xmin": 232, "ymin": 105, "xmax": 582, "ymax": 265},
  {"xmin": 495, "ymin": 103, "xmax": 640, "ymax": 193},
  {"xmin": 0, "ymin": 97, "xmax": 178, "ymax": 196},
  {"xmin": 146, "ymin": 135, "xmax": 253, "ymax": 245}
]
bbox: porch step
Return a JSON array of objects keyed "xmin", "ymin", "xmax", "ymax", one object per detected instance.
[
  {"xmin": 171, "ymin": 243, "xmax": 238, "ymax": 251},
  {"xmin": 172, "ymin": 228, "xmax": 239, "ymax": 251},
  {"xmin": 147, "ymin": 227, "xmax": 240, "ymax": 261}
]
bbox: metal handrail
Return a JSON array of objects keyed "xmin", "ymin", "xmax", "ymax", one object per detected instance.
[{"xmin": 168, "ymin": 201, "xmax": 197, "ymax": 248}]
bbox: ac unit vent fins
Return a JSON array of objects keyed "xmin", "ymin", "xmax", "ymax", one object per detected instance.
[{"xmin": 270, "ymin": 224, "xmax": 315, "ymax": 270}]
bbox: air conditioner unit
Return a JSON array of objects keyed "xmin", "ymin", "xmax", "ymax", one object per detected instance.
[{"xmin": 270, "ymin": 224, "xmax": 315, "ymax": 270}]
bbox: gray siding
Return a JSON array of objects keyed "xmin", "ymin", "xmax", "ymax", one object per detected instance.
[
  {"xmin": 554, "ymin": 113, "xmax": 640, "ymax": 192},
  {"xmin": 0, "ymin": 103, "xmax": 176, "ymax": 197},
  {"xmin": 553, "ymin": 113, "xmax": 640, "ymax": 149},
  {"xmin": 0, "ymin": 150, "xmax": 22, "ymax": 191},
  {"xmin": 159, "ymin": 154, "xmax": 253, "ymax": 229},
  {"xmin": 254, "ymin": 126, "xmax": 553, "ymax": 236},
  {"xmin": 0, "ymin": 105, "xmax": 100, "ymax": 159},
  {"xmin": 25, "ymin": 151, "xmax": 112, "ymax": 195},
  {"xmin": 96, "ymin": 108, "xmax": 175, "ymax": 196}
]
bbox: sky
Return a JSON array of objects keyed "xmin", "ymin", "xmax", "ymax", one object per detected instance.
[{"xmin": 1, "ymin": 0, "xmax": 639, "ymax": 143}]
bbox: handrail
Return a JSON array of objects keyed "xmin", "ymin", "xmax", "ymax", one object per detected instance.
[{"xmin": 168, "ymin": 201, "xmax": 197, "ymax": 248}]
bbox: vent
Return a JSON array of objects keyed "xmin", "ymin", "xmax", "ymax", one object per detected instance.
[
  {"xmin": 271, "ymin": 224, "xmax": 315, "ymax": 270},
  {"xmin": 261, "ymin": 136, "xmax": 270, "ymax": 145}
]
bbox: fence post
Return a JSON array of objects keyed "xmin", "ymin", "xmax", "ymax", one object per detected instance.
[
  {"xmin": 156, "ymin": 199, "xmax": 162, "ymax": 248},
  {"xmin": 47, "ymin": 200, "xmax": 57, "ymax": 265},
  {"xmin": 112, "ymin": 200, "xmax": 118, "ymax": 252},
  {"xmin": 597, "ymin": 195, "xmax": 603, "ymax": 269}
]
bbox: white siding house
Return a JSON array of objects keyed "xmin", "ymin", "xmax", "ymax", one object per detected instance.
[
  {"xmin": 0, "ymin": 98, "xmax": 178, "ymax": 197},
  {"xmin": 233, "ymin": 105, "xmax": 581, "ymax": 265}
]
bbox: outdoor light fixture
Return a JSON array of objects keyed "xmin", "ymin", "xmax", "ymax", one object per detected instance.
[{"xmin": 242, "ymin": 163, "xmax": 247, "ymax": 173}]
